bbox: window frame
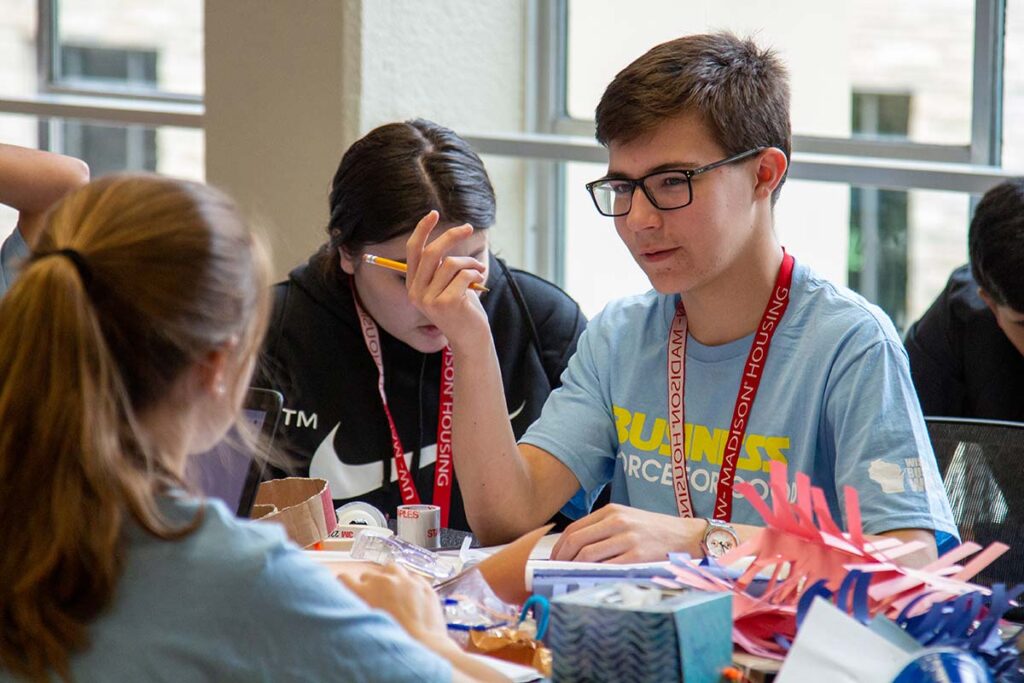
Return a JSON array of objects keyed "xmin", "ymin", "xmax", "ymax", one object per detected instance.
[
  {"xmin": 0, "ymin": 0, "xmax": 1016, "ymax": 287},
  {"xmin": 37, "ymin": 0, "xmax": 203, "ymax": 105},
  {"xmin": 0, "ymin": 0, "xmax": 204, "ymax": 130}
]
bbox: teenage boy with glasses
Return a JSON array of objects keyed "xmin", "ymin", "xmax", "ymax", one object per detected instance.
[{"xmin": 405, "ymin": 32, "xmax": 956, "ymax": 565}]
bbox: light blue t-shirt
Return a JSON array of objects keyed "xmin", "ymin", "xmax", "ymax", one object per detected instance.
[
  {"xmin": 0, "ymin": 497, "xmax": 451, "ymax": 683},
  {"xmin": 522, "ymin": 261, "xmax": 958, "ymax": 543},
  {"xmin": 0, "ymin": 229, "xmax": 28, "ymax": 297}
]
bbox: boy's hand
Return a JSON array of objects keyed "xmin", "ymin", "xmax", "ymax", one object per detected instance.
[{"xmin": 550, "ymin": 504, "xmax": 708, "ymax": 563}]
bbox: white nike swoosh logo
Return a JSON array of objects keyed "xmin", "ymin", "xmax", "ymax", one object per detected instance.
[
  {"xmin": 509, "ymin": 400, "xmax": 526, "ymax": 420},
  {"xmin": 310, "ymin": 402, "xmax": 527, "ymax": 500},
  {"xmin": 310, "ymin": 423, "xmax": 437, "ymax": 500}
]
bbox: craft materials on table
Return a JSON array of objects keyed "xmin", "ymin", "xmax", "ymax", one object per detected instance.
[
  {"xmin": 654, "ymin": 461, "xmax": 1022, "ymax": 681},
  {"xmin": 549, "ymin": 582, "xmax": 732, "ymax": 683}
]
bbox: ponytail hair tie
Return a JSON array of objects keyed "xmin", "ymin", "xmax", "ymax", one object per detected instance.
[{"xmin": 34, "ymin": 248, "xmax": 93, "ymax": 289}]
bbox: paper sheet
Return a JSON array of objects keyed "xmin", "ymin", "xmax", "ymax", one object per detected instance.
[
  {"xmin": 454, "ymin": 532, "xmax": 560, "ymax": 561},
  {"xmin": 467, "ymin": 654, "xmax": 543, "ymax": 682},
  {"xmin": 775, "ymin": 599, "xmax": 911, "ymax": 683}
]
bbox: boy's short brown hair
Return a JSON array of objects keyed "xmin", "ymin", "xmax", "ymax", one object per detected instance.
[{"xmin": 595, "ymin": 32, "xmax": 791, "ymax": 204}]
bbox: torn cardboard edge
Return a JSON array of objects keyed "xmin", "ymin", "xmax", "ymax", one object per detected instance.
[
  {"xmin": 252, "ymin": 477, "xmax": 338, "ymax": 549},
  {"xmin": 450, "ymin": 524, "xmax": 555, "ymax": 605}
]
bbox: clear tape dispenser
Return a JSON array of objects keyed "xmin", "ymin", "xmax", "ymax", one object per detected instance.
[{"xmin": 350, "ymin": 531, "xmax": 456, "ymax": 583}]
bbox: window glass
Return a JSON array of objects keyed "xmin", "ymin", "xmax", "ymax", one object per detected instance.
[
  {"xmin": 565, "ymin": 159, "xmax": 970, "ymax": 331},
  {"xmin": 0, "ymin": 0, "xmax": 37, "ymax": 98},
  {"xmin": 58, "ymin": 120, "xmax": 201, "ymax": 180},
  {"xmin": 61, "ymin": 45, "xmax": 158, "ymax": 86},
  {"xmin": 566, "ymin": 0, "xmax": 975, "ymax": 146},
  {"xmin": 565, "ymin": 160, "xmax": 659, "ymax": 318},
  {"xmin": 1003, "ymin": 0, "xmax": 1024, "ymax": 170},
  {"xmin": 55, "ymin": 0, "xmax": 203, "ymax": 97}
]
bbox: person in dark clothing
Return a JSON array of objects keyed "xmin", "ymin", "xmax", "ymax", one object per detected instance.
[
  {"xmin": 256, "ymin": 119, "xmax": 587, "ymax": 532},
  {"xmin": 905, "ymin": 178, "xmax": 1024, "ymax": 421}
]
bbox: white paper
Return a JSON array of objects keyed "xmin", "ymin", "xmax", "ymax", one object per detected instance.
[
  {"xmin": 467, "ymin": 654, "xmax": 543, "ymax": 682},
  {"xmin": 776, "ymin": 598, "xmax": 913, "ymax": 683},
  {"xmin": 453, "ymin": 533, "xmax": 561, "ymax": 562}
]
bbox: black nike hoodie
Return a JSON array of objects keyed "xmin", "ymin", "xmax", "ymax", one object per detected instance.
[{"xmin": 256, "ymin": 249, "xmax": 586, "ymax": 531}]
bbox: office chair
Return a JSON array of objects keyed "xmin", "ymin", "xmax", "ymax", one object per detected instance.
[{"xmin": 926, "ymin": 417, "xmax": 1024, "ymax": 589}]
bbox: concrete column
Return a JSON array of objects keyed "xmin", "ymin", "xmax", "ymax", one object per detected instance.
[{"xmin": 205, "ymin": 0, "xmax": 362, "ymax": 279}]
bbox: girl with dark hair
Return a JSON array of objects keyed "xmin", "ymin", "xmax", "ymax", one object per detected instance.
[
  {"xmin": 258, "ymin": 119, "xmax": 586, "ymax": 532},
  {"xmin": 0, "ymin": 174, "xmax": 504, "ymax": 682}
]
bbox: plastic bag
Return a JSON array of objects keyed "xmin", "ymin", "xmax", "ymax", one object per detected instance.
[
  {"xmin": 436, "ymin": 568, "xmax": 519, "ymax": 644},
  {"xmin": 350, "ymin": 529, "xmax": 455, "ymax": 582}
]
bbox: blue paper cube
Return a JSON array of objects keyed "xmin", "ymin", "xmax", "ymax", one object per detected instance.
[{"xmin": 549, "ymin": 583, "xmax": 732, "ymax": 683}]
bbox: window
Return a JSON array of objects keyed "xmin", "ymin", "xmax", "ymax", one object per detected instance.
[
  {"xmin": 1002, "ymin": 0, "xmax": 1024, "ymax": 171},
  {"xmin": 50, "ymin": 0, "xmax": 203, "ymax": 98},
  {"xmin": 61, "ymin": 45, "xmax": 158, "ymax": 89},
  {"xmin": 852, "ymin": 92, "xmax": 912, "ymax": 142},
  {"xmin": 2, "ymin": 0, "xmax": 1019, "ymax": 318},
  {"xmin": 0, "ymin": 0, "xmax": 203, "ymax": 189},
  {"xmin": 548, "ymin": 0, "xmax": 1013, "ymax": 324},
  {"xmin": 849, "ymin": 92, "xmax": 912, "ymax": 329},
  {"xmin": 43, "ymin": 46, "xmax": 160, "ymax": 176},
  {"xmin": 0, "ymin": 110, "xmax": 203, "ymax": 248},
  {"xmin": 43, "ymin": 118, "xmax": 157, "ymax": 176},
  {"xmin": 563, "ymin": 0, "xmax": 977, "ymax": 149},
  {"xmin": 564, "ymin": 160, "xmax": 648, "ymax": 316}
]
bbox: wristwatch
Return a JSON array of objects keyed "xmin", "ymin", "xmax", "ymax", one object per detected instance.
[{"xmin": 700, "ymin": 518, "xmax": 739, "ymax": 559}]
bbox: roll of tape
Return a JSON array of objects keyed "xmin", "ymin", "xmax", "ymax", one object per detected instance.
[
  {"xmin": 396, "ymin": 504, "xmax": 441, "ymax": 549},
  {"xmin": 334, "ymin": 501, "xmax": 387, "ymax": 529}
]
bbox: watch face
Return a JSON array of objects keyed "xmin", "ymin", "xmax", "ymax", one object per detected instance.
[{"xmin": 705, "ymin": 529, "xmax": 738, "ymax": 558}]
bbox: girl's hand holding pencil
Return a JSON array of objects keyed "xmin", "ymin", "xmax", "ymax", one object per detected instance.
[
  {"xmin": 401, "ymin": 210, "xmax": 492, "ymax": 354},
  {"xmin": 361, "ymin": 253, "xmax": 490, "ymax": 293}
]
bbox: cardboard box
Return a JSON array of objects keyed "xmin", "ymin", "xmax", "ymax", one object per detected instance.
[{"xmin": 251, "ymin": 477, "xmax": 337, "ymax": 549}]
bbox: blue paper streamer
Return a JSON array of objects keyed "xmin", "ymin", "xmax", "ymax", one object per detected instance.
[{"xmin": 895, "ymin": 584, "xmax": 1024, "ymax": 681}]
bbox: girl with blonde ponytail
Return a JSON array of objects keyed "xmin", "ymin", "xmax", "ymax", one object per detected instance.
[{"xmin": 0, "ymin": 174, "xmax": 503, "ymax": 683}]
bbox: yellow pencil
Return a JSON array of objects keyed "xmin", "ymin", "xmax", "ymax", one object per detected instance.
[{"xmin": 362, "ymin": 253, "xmax": 490, "ymax": 292}]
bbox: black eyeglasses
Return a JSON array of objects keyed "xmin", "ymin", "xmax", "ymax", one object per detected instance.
[{"xmin": 585, "ymin": 147, "xmax": 766, "ymax": 217}]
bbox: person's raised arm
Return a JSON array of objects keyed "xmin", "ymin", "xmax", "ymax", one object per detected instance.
[
  {"xmin": 405, "ymin": 211, "xmax": 580, "ymax": 544},
  {"xmin": 0, "ymin": 143, "xmax": 90, "ymax": 248}
]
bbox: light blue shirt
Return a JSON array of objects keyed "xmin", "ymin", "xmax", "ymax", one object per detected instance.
[
  {"xmin": 0, "ymin": 228, "xmax": 28, "ymax": 297},
  {"xmin": 523, "ymin": 261, "xmax": 958, "ymax": 545},
  {"xmin": 0, "ymin": 496, "xmax": 451, "ymax": 682}
]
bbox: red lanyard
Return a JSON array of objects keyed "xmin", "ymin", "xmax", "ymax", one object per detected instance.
[
  {"xmin": 352, "ymin": 289, "xmax": 454, "ymax": 527},
  {"xmin": 667, "ymin": 252, "xmax": 795, "ymax": 522}
]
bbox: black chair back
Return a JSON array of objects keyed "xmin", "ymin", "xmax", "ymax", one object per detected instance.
[{"xmin": 926, "ymin": 417, "xmax": 1024, "ymax": 589}]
